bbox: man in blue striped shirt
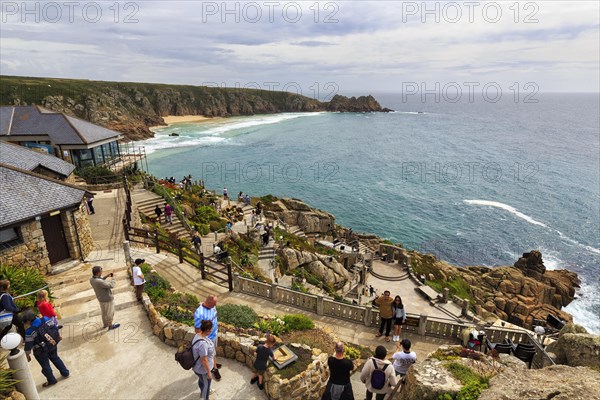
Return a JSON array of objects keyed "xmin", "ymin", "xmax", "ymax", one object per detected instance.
[{"xmin": 194, "ymin": 295, "xmax": 220, "ymax": 380}]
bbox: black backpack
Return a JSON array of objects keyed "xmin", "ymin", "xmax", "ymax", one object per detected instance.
[
  {"xmin": 370, "ymin": 359, "xmax": 389, "ymax": 390},
  {"xmin": 175, "ymin": 338, "xmax": 202, "ymax": 370},
  {"xmin": 33, "ymin": 318, "xmax": 61, "ymax": 353}
]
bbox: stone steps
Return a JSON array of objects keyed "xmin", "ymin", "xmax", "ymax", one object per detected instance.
[
  {"xmin": 288, "ymin": 225, "xmax": 307, "ymax": 238},
  {"xmin": 58, "ymin": 289, "xmax": 138, "ymax": 324}
]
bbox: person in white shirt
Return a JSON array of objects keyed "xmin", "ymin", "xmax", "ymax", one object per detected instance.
[
  {"xmin": 392, "ymin": 339, "xmax": 417, "ymax": 377},
  {"xmin": 132, "ymin": 258, "xmax": 146, "ymax": 302}
]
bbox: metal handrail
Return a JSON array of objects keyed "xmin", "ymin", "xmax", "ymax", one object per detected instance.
[{"xmin": 14, "ymin": 285, "xmax": 49, "ymax": 299}]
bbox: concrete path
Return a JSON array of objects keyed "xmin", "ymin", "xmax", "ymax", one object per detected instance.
[{"xmin": 22, "ymin": 187, "xmax": 456, "ymax": 399}]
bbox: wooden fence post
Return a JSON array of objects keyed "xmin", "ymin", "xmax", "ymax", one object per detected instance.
[
  {"xmin": 154, "ymin": 229, "xmax": 160, "ymax": 254},
  {"xmin": 227, "ymin": 260, "xmax": 233, "ymax": 292},
  {"xmin": 200, "ymin": 253, "xmax": 206, "ymax": 279},
  {"xmin": 122, "ymin": 218, "xmax": 130, "ymax": 241},
  {"xmin": 178, "ymin": 240, "xmax": 184, "ymax": 263}
]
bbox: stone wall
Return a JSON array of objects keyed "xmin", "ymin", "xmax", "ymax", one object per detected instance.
[
  {"xmin": 136, "ymin": 280, "xmax": 341, "ymax": 400},
  {"xmin": 67, "ymin": 205, "xmax": 94, "ymax": 259},
  {"xmin": 0, "ymin": 220, "xmax": 51, "ymax": 273}
]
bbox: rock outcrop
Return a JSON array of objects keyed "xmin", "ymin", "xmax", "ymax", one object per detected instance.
[
  {"xmin": 265, "ymin": 198, "xmax": 335, "ymax": 235},
  {"xmin": 479, "ymin": 365, "xmax": 600, "ymax": 400},
  {"xmin": 1, "ymin": 76, "xmax": 387, "ymax": 141},
  {"xmin": 546, "ymin": 324, "xmax": 600, "ymax": 368},
  {"xmin": 278, "ymin": 247, "xmax": 351, "ymax": 289},
  {"xmin": 399, "ymin": 345, "xmax": 600, "ymax": 400},
  {"xmin": 409, "ymin": 250, "xmax": 580, "ymax": 329}
]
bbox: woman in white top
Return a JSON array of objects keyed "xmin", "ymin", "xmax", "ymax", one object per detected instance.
[{"xmin": 392, "ymin": 296, "xmax": 406, "ymax": 342}]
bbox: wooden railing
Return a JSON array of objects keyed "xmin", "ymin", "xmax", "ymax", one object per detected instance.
[{"xmin": 123, "ymin": 217, "xmax": 233, "ymax": 291}]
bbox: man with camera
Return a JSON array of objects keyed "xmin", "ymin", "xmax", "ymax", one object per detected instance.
[{"xmin": 89, "ymin": 266, "xmax": 120, "ymax": 330}]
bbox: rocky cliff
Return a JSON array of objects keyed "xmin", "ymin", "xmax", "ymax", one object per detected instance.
[
  {"xmin": 0, "ymin": 75, "xmax": 387, "ymax": 141},
  {"xmin": 410, "ymin": 250, "xmax": 580, "ymax": 329},
  {"xmin": 400, "ymin": 345, "xmax": 600, "ymax": 400}
]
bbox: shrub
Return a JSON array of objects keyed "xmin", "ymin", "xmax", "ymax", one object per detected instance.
[
  {"xmin": 0, "ymin": 354, "xmax": 17, "ymax": 397},
  {"xmin": 75, "ymin": 166, "xmax": 119, "ymax": 183},
  {"xmin": 209, "ymin": 220, "xmax": 226, "ymax": 232},
  {"xmin": 161, "ymin": 292, "xmax": 198, "ymax": 325},
  {"xmin": 344, "ymin": 345, "xmax": 361, "ymax": 360},
  {"xmin": 217, "ymin": 304, "xmax": 259, "ymax": 328},
  {"xmin": 0, "ymin": 264, "xmax": 48, "ymax": 309},
  {"xmin": 254, "ymin": 317, "xmax": 287, "ymax": 335},
  {"xmin": 444, "ymin": 362, "xmax": 490, "ymax": 400},
  {"xmin": 283, "ymin": 314, "xmax": 314, "ymax": 331},
  {"xmin": 144, "ymin": 272, "xmax": 171, "ymax": 302}
]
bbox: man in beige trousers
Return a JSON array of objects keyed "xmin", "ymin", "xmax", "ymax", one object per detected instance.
[{"xmin": 89, "ymin": 266, "xmax": 120, "ymax": 330}]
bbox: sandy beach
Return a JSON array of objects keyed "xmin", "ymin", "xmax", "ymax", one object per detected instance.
[{"xmin": 162, "ymin": 115, "xmax": 212, "ymax": 124}]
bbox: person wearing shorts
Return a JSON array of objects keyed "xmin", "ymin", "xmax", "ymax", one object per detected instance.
[{"xmin": 250, "ymin": 334, "xmax": 275, "ymax": 390}]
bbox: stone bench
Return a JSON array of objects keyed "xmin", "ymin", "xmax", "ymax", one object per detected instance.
[{"xmin": 416, "ymin": 285, "xmax": 440, "ymax": 304}]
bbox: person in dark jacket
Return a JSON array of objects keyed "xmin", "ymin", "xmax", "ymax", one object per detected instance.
[
  {"xmin": 21, "ymin": 309, "xmax": 70, "ymax": 387},
  {"xmin": 0, "ymin": 279, "xmax": 25, "ymax": 340}
]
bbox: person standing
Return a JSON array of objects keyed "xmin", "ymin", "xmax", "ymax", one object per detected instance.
[
  {"xmin": 89, "ymin": 266, "xmax": 120, "ymax": 330},
  {"xmin": 36, "ymin": 290, "xmax": 60, "ymax": 328},
  {"xmin": 132, "ymin": 258, "xmax": 146, "ymax": 302},
  {"xmin": 86, "ymin": 194, "xmax": 95, "ymax": 215},
  {"xmin": 193, "ymin": 231, "xmax": 202, "ymax": 255},
  {"xmin": 392, "ymin": 296, "xmax": 406, "ymax": 342},
  {"xmin": 154, "ymin": 205, "xmax": 163, "ymax": 223},
  {"xmin": 360, "ymin": 345, "xmax": 397, "ymax": 400},
  {"xmin": 194, "ymin": 295, "xmax": 221, "ymax": 381},
  {"xmin": 193, "ymin": 319, "xmax": 216, "ymax": 400},
  {"xmin": 375, "ymin": 291, "xmax": 394, "ymax": 342},
  {"xmin": 369, "ymin": 285, "xmax": 375, "ymax": 297},
  {"xmin": 0, "ymin": 280, "xmax": 25, "ymax": 340},
  {"xmin": 322, "ymin": 342, "xmax": 355, "ymax": 400},
  {"xmin": 250, "ymin": 334, "xmax": 276, "ymax": 390},
  {"xmin": 21, "ymin": 310, "xmax": 69, "ymax": 387},
  {"xmin": 392, "ymin": 339, "xmax": 417, "ymax": 377},
  {"xmin": 164, "ymin": 202, "xmax": 173, "ymax": 224}
]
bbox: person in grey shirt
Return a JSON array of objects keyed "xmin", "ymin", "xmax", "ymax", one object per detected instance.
[
  {"xmin": 193, "ymin": 319, "xmax": 215, "ymax": 400},
  {"xmin": 89, "ymin": 266, "xmax": 120, "ymax": 330}
]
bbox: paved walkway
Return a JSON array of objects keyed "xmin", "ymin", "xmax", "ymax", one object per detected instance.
[{"xmin": 19, "ymin": 187, "xmax": 456, "ymax": 399}]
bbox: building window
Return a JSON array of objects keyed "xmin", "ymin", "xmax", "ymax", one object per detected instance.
[{"xmin": 0, "ymin": 227, "xmax": 22, "ymax": 250}]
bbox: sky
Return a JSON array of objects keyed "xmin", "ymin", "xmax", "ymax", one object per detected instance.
[{"xmin": 1, "ymin": 1, "xmax": 599, "ymax": 97}]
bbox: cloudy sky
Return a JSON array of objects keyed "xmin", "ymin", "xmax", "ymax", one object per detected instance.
[{"xmin": 1, "ymin": 1, "xmax": 598, "ymax": 96}]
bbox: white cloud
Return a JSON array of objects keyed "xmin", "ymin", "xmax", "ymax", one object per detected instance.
[{"xmin": 0, "ymin": 0, "xmax": 598, "ymax": 92}]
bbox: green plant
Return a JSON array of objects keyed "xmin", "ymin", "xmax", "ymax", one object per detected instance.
[
  {"xmin": 217, "ymin": 304, "xmax": 259, "ymax": 328},
  {"xmin": 291, "ymin": 281, "xmax": 308, "ymax": 293},
  {"xmin": 444, "ymin": 362, "xmax": 490, "ymax": 400},
  {"xmin": 344, "ymin": 345, "xmax": 361, "ymax": 360},
  {"xmin": 0, "ymin": 354, "xmax": 18, "ymax": 396},
  {"xmin": 0, "ymin": 264, "xmax": 48, "ymax": 309},
  {"xmin": 254, "ymin": 317, "xmax": 287, "ymax": 335},
  {"xmin": 75, "ymin": 166, "xmax": 119, "ymax": 183},
  {"xmin": 437, "ymin": 394, "xmax": 454, "ymax": 400},
  {"xmin": 283, "ymin": 314, "xmax": 314, "ymax": 331},
  {"xmin": 144, "ymin": 272, "xmax": 171, "ymax": 302}
]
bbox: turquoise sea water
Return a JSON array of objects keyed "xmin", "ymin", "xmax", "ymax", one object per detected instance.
[{"xmin": 139, "ymin": 94, "xmax": 600, "ymax": 333}]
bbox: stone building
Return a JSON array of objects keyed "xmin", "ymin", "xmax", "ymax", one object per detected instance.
[{"xmin": 0, "ymin": 164, "xmax": 94, "ymax": 273}]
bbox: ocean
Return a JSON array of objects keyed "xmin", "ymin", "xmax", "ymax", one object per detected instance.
[{"xmin": 137, "ymin": 93, "xmax": 600, "ymax": 334}]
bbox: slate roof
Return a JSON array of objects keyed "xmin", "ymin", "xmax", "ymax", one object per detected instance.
[
  {"xmin": 0, "ymin": 106, "xmax": 122, "ymax": 145},
  {"xmin": 0, "ymin": 164, "xmax": 85, "ymax": 227},
  {"xmin": 0, "ymin": 141, "xmax": 75, "ymax": 177}
]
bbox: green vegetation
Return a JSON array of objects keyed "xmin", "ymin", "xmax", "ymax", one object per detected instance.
[
  {"xmin": 225, "ymin": 236, "xmax": 259, "ymax": 269},
  {"xmin": 75, "ymin": 166, "xmax": 119, "ymax": 184},
  {"xmin": 0, "ymin": 354, "xmax": 18, "ymax": 397},
  {"xmin": 426, "ymin": 277, "xmax": 475, "ymax": 306},
  {"xmin": 217, "ymin": 304, "xmax": 259, "ymax": 328},
  {"xmin": 440, "ymin": 362, "xmax": 490, "ymax": 400},
  {"xmin": 283, "ymin": 314, "xmax": 314, "ymax": 331},
  {"xmin": 0, "ymin": 264, "xmax": 48, "ymax": 309}
]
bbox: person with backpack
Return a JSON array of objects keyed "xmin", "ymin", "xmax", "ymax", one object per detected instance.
[
  {"xmin": 21, "ymin": 309, "xmax": 70, "ymax": 387},
  {"xmin": 193, "ymin": 319, "xmax": 216, "ymax": 400},
  {"xmin": 360, "ymin": 345, "xmax": 397, "ymax": 400},
  {"xmin": 0, "ymin": 279, "xmax": 25, "ymax": 341}
]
